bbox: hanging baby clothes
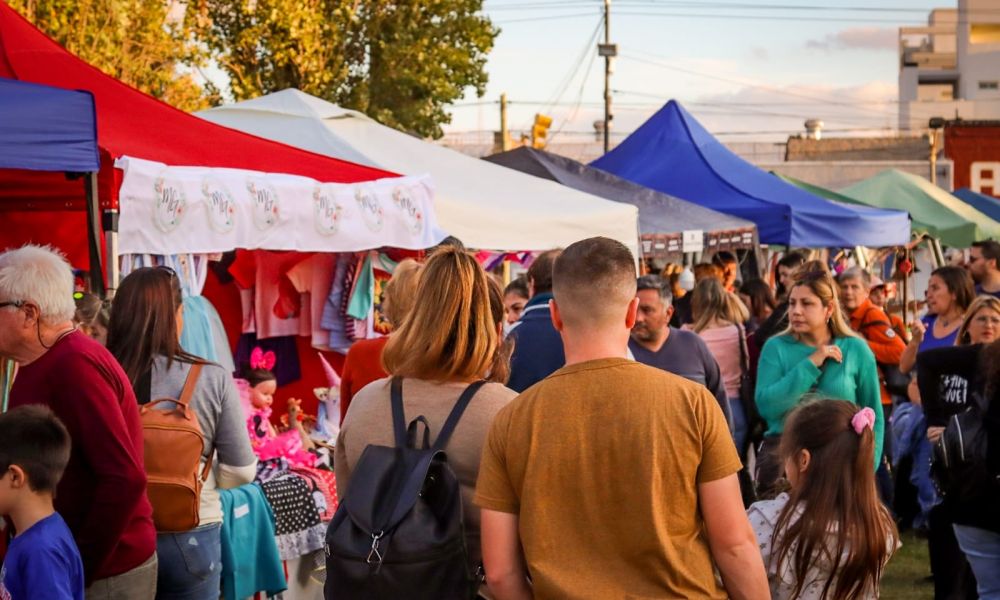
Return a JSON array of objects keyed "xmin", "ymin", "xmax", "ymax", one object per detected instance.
[
  {"xmin": 285, "ymin": 254, "xmax": 338, "ymax": 350},
  {"xmin": 228, "ymin": 250, "xmax": 313, "ymax": 339},
  {"xmin": 320, "ymin": 254, "xmax": 354, "ymax": 353},
  {"xmin": 180, "ymin": 296, "xmax": 235, "ymax": 373}
]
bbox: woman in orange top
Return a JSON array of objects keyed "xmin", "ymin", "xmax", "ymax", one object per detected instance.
[{"xmin": 339, "ymin": 259, "xmax": 423, "ymax": 422}]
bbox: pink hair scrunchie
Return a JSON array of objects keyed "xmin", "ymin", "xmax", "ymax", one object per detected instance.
[{"xmin": 851, "ymin": 407, "xmax": 876, "ymax": 435}]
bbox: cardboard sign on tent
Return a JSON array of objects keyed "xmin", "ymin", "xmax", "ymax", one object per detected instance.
[
  {"xmin": 590, "ymin": 100, "xmax": 910, "ymax": 248},
  {"xmin": 197, "ymin": 89, "xmax": 641, "ymax": 256},
  {"xmin": 485, "ymin": 146, "xmax": 758, "ymax": 258},
  {"xmin": 842, "ymin": 170, "xmax": 1000, "ymax": 248}
]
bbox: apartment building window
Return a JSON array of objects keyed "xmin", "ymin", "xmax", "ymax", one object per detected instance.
[{"xmin": 980, "ymin": 81, "xmax": 999, "ymax": 91}]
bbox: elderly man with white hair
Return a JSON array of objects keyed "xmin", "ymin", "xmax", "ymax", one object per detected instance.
[{"xmin": 0, "ymin": 245, "xmax": 157, "ymax": 599}]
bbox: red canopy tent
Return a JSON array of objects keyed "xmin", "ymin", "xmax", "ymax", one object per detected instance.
[{"xmin": 0, "ymin": 3, "xmax": 400, "ymax": 408}]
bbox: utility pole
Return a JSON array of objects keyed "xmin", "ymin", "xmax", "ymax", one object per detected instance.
[
  {"xmin": 598, "ymin": 0, "xmax": 617, "ymax": 154},
  {"xmin": 499, "ymin": 92, "xmax": 510, "ymax": 151}
]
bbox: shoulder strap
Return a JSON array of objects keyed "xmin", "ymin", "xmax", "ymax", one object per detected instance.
[
  {"xmin": 737, "ymin": 324, "xmax": 750, "ymax": 374},
  {"xmin": 433, "ymin": 381, "xmax": 488, "ymax": 451},
  {"xmin": 177, "ymin": 363, "xmax": 204, "ymax": 408},
  {"xmin": 390, "ymin": 377, "xmax": 407, "ymax": 448}
]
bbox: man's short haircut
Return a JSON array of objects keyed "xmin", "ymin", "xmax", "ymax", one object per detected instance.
[
  {"xmin": 552, "ymin": 237, "xmax": 636, "ymax": 328},
  {"xmin": 636, "ymin": 274, "xmax": 673, "ymax": 305},
  {"xmin": 0, "ymin": 405, "xmax": 71, "ymax": 493},
  {"xmin": 527, "ymin": 249, "xmax": 562, "ymax": 295},
  {"xmin": 777, "ymin": 251, "xmax": 807, "ymax": 270},
  {"xmin": 0, "ymin": 245, "xmax": 76, "ymax": 324},
  {"xmin": 973, "ymin": 240, "xmax": 1000, "ymax": 266},
  {"xmin": 837, "ymin": 266, "xmax": 871, "ymax": 288}
]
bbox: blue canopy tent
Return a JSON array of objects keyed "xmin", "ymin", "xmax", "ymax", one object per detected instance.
[
  {"xmin": 953, "ymin": 188, "xmax": 1000, "ymax": 224},
  {"xmin": 591, "ymin": 100, "xmax": 911, "ymax": 247},
  {"xmin": 0, "ymin": 77, "xmax": 102, "ymax": 292}
]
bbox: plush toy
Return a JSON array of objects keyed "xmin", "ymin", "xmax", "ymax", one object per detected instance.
[{"xmin": 312, "ymin": 353, "xmax": 343, "ymax": 442}]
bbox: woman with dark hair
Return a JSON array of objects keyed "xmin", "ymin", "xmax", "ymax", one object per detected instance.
[
  {"xmin": 107, "ymin": 267, "xmax": 256, "ymax": 600},
  {"xmin": 748, "ymin": 399, "xmax": 897, "ymax": 599},
  {"xmin": 899, "ymin": 265, "xmax": 976, "ymax": 373},
  {"xmin": 335, "ymin": 247, "xmax": 515, "ymax": 592},
  {"xmin": 739, "ymin": 279, "xmax": 777, "ymax": 334}
]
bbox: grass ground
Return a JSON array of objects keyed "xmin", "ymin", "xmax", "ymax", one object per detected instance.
[{"xmin": 880, "ymin": 531, "xmax": 934, "ymax": 599}]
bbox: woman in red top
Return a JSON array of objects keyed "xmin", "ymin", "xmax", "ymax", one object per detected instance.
[{"xmin": 339, "ymin": 259, "xmax": 423, "ymax": 421}]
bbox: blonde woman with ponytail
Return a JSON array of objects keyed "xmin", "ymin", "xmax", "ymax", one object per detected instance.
[{"xmin": 754, "ymin": 270, "xmax": 883, "ymax": 497}]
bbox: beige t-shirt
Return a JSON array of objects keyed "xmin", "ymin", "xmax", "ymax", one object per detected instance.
[
  {"xmin": 335, "ymin": 377, "xmax": 516, "ymax": 568},
  {"xmin": 475, "ymin": 357, "xmax": 742, "ymax": 600}
]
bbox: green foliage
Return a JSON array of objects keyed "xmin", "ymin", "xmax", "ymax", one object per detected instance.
[
  {"xmin": 8, "ymin": 0, "xmax": 214, "ymax": 111},
  {"xmin": 191, "ymin": 0, "xmax": 497, "ymax": 138}
]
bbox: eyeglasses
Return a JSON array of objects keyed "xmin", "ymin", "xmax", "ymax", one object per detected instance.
[{"xmin": 0, "ymin": 300, "xmax": 24, "ymax": 310}]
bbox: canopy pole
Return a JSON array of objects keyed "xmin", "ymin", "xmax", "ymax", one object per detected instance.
[
  {"xmin": 103, "ymin": 209, "xmax": 120, "ymax": 297},
  {"xmin": 83, "ymin": 172, "xmax": 105, "ymax": 297}
]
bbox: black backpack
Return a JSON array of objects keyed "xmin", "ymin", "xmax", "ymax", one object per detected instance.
[
  {"xmin": 931, "ymin": 391, "xmax": 996, "ymax": 500},
  {"xmin": 324, "ymin": 376, "xmax": 486, "ymax": 600}
]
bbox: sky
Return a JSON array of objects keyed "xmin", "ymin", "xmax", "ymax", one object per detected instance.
[{"xmin": 443, "ymin": 0, "xmax": 949, "ymax": 142}]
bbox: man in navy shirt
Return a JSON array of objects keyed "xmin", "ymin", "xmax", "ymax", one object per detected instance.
[
  {"xmin": 507, "ymin": 250, "xmax": 564, "ymax": 392},
  {"xmin": 628, "ymin": 275, "xmax": 733, "ymax": 429},
  {"xmin": 969, "ymin": 240, "xmax": 1000, "ymax": 298}
]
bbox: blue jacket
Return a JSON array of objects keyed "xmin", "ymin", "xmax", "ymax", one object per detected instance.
[{"xmin": 507, "ymin": 293, "xmax": 565, "ymax": 393}]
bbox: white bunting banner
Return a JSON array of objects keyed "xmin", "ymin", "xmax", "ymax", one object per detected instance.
[{"xmin": 115, "ymin": 156, "xmax": 446, "ymax": 254}]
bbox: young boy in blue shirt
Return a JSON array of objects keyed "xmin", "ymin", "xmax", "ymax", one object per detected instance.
[{"xmin": 0, "ymin": 405, "xmax": 84, "ymax": 600}]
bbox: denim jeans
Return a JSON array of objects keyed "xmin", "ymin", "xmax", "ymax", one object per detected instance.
[
  {"xmin": 156, "ymin": 522, "xmax": 222, "ymax": 600},
  {"xmin": 954, "ymin": 524, "xmax": 1000, "ymax": 599}
]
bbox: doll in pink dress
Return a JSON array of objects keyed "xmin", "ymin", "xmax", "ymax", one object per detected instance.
[{"xmin": 238, "ymin": 348, "xmax": 316, "ymax": 468}]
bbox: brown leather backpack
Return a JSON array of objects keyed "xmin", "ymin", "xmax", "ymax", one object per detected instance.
[{"xmin": 140, "ymin": 363, "xmax": 212, "ymax": 532}]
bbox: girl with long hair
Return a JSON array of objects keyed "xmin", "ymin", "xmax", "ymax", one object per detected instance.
[
  {"xmin": 107, "ymin": 267, "xmax": 257, "ymax": 600},
  {"xmin": 754, "ymin": 270, "xmax": 883, "ymax": 497},
  {"xmin": 684, "ymin": 277, "xmax": 751, "ymax": 451},
  {"xmin": 749, "ymin": 399, "xmax": 898, "ymax": 600},
  {"xmin": 335, "ymin": 247, "xmax": 516, "ymax": 588}
]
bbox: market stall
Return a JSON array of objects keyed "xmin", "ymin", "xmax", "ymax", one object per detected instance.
[
  {"xmin": 484, "ymin": 146, "xmax": 758, "ymax": 261},
  {"xmin": 590, "ymin": 100, "xmax": 911, "ymax": 248},
  {"xmin": 842, "ymin": 169, "xmax": 1000, "ymax": 248},
  {"xmin": 196, "ymin": 89, "xmax": 641, "ymax": 256}
]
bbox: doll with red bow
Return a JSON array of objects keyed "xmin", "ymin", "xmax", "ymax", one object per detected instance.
[{"xmin": 237, "ymin": 347, "xmax": 316, "ymax": 468}]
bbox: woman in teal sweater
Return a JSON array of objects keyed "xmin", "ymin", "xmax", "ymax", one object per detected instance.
[{"xmin": 755, "ymin": 269, "xmax": 883, "ymax": 495}]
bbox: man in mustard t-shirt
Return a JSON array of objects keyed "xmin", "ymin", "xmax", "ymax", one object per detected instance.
[{"xmin": 475, "ymin": 237, "xmax": 769, "ymax": 600}]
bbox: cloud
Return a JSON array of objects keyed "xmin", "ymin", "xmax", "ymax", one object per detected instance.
[{"xmin": 807, "ymin": 27, "xmax": 896, "ymax": 51}]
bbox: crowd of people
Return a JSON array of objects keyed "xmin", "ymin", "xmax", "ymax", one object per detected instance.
[{"xmin": 0, "ymin": 238, "xmax": 998, "ymax": 599}]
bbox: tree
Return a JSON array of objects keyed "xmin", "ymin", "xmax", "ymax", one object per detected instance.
[
  {"xmin": 191, "ymin": 0, "xmax": 497, "ymax": 138},
  {"xmin": 8, "ymin": 0, "xmax": 213, "ymax": 111}
]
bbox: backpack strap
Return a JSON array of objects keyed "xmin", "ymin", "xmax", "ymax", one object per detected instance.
[
  {"xmin": 390, "ymin": 377, "xmax": 408, "ymax": 449},
  {"xmin": 432, "ymin": 381, "xmax": 488, "ymax": 451},
  {"xmin": 178, "ymin": 363, "xmax": 204, "ymax": 408},
  {"xmin": 737, "ymin": 324, "xmax": 750, "ymax": 375}
]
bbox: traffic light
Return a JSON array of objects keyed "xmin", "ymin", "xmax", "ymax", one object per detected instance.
[{"xmin": 531, "ymin": 113, "xmax": 553, "ymax": 149}]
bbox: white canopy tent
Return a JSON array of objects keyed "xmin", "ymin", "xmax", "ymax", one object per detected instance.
[{"xmin": 198, "ymin": 89, "xmax": 640, "ymax": 255}]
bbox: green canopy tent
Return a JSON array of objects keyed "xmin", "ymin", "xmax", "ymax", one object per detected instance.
[
  {"xmin": 842, "ymin": 169, "xmax": 1000, "ymax": 248},
  {"xmin": 774, "ymin": 172, "xmax": 876, "ymax": 208}
]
